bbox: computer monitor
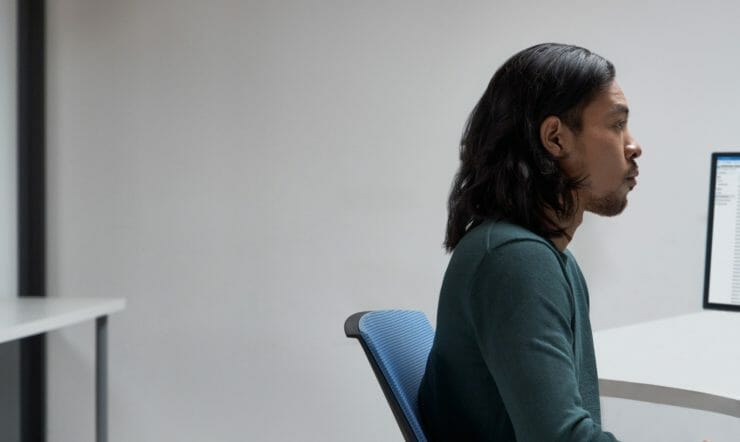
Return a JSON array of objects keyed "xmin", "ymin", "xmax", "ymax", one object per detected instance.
[{"xmin": 704, "ymin": 152, "xmax": 740, "ymax": 311}]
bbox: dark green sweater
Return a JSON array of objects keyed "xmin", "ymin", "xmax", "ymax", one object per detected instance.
[{"xmin": 418, "ymin": 220, "xmax": 618, "ymax": 441}]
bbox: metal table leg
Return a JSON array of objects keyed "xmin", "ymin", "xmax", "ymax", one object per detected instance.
[{"xmin": 96, "ymin": 316, "xmax": 108, "ymax": 442}]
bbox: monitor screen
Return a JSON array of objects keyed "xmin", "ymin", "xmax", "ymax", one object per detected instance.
[{"xmin": 704, "ymin": 153, "xmax": 740, "ymax": 310}]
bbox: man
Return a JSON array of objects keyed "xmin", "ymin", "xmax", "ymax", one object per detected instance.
[{"xmin": 417, "ymin": 43, "xmax": 640, "ymax": 441}]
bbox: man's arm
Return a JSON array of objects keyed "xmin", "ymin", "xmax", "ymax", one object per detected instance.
[{"xmin": 469, "ymin": 239, "xmax": 618, "ymax": 442}]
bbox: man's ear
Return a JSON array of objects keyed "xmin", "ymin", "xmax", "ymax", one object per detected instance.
[{"xmin": 540, "ymin": 116, "xmax": 573, "ymax": 158}]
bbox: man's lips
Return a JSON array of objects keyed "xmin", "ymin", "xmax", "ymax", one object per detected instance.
[{"xmin": 626, "ymin": 168, "xmax": 639, "ymax": 189}]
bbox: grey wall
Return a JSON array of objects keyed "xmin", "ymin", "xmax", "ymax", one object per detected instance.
[
  {"xmin": 0, "ymin": 2, "xmax": 18, "ymax": 440},
  {"xmin": 0, "ymin": 0, "xmax": 16, "ymax": 297},
  {"xmin": 45, "ymin": 1, "xmax": 740, "ymax": 441}
]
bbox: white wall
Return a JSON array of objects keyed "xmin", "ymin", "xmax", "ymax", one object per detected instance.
[{"xmin": 46, "ymin": 1, "xmax": 740, "ymax": 441}]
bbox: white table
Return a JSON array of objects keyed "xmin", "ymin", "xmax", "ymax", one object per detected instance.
[
  {"xmin": 593, "ymin": 310, "xmax": 740, "ymax": 418},
  {"xmin": 0, "ymin": 297, "xmax": 126, "ymax": 442}
]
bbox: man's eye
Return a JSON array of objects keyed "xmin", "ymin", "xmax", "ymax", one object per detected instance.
[{"xmin": 614, "ymin": 120, "xmax": 627, "ymax": 130}]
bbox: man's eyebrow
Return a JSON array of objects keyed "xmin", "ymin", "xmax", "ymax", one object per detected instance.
[{"xmin": 609, "ymin": 104, "xmax": 630, "ymax": 116}]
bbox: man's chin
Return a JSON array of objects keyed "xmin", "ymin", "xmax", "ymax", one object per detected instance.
[{"xmin": 585, "ymin": 195, "xmax": 628, "ymax": 217}]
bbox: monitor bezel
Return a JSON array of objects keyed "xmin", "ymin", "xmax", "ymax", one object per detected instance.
[{"xmin": 703, "ymin": 152, "xmax": 740, "ymax": 311}]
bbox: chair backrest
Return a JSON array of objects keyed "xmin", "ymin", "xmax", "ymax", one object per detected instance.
[{"xmin": 344, "ymin": 310, "xmax": 434, "ymax": 442}]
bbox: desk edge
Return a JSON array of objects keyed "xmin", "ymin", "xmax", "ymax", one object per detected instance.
[
  {"xmin": 599, "ymin": 378, "xmax": 740, "ymax": 418},
  {"xmin": 0, "ymin": 298, "xmax": 126, "ymax": 343}
]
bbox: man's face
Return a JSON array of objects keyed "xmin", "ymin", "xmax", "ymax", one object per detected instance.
[{"xmin": 561, "ymin": 80, "xmax": 642, "ymax": 216}]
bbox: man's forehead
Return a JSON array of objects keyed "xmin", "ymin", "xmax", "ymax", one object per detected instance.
[
  {"xmin": 607, "ymin": 82, "xmax": 628, "ymax": 108},
  {"xmin": 586, "ymin": 81, "xmax": 629, "ymax": 115}
]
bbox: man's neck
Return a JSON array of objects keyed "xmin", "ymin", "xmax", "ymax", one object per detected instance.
[{"xmin": 547, "ymin": 207, "xmax": 584, "ymax": 252}]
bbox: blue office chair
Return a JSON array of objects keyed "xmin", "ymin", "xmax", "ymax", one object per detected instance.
[{"xmin": 344, "ymin": 310, "xmax": 434, "ymax": 442}]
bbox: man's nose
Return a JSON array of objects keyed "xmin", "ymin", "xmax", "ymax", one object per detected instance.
[{"xmin": 625, "ymin": 133, "xmax": 642, "ymax": 159}]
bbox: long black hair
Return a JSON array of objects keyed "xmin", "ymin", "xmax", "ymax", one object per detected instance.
[{"xmin": 444, "ymin": 43, "xmax": 615, "ymax": 251}]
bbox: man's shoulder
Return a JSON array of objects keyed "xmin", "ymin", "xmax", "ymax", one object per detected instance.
[
  {"xmin": 458, "ymin": 219, "xmax": 556, "ymax": 255},
  {"xmin": 448, "ymin": 219, "xmax": 568, "ymax": 278}
]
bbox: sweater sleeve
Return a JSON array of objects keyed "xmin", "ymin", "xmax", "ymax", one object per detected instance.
[{"xmin": 469, "ymin": 240, "xmax": 618, "ymax": 442}]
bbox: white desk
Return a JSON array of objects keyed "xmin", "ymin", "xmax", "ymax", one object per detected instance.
[
  {"xmin": 0, "ymin": 297, "xmax": 126, "ymax": 442},
  {"xmin": 593, "ymin": 310, "xmax": 740, "ymax": 418}
]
